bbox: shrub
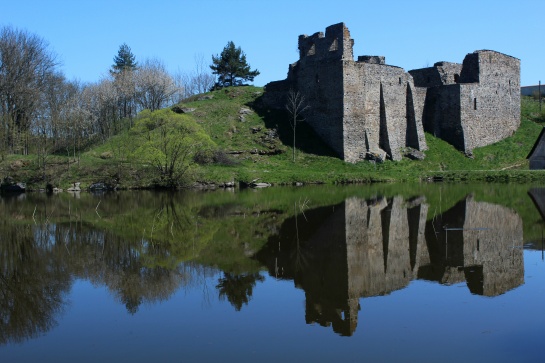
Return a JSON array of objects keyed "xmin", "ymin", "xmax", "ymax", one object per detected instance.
[{"xmin": 194, "ymin": 149, "xmax": 238, "ymax": 166}]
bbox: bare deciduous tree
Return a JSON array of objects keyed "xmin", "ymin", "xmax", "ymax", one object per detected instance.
[
  {"xmin": 174, "ymin": 53, "xmax": 216, "ymax": 101},
  {"xmin": 0, "ymin": 27, "xmax": 196, "ymax": 169},
  {"xmin": 135, "ymin": 58, "xmax": 180, "ymax": 112},
  {"xmin": 0, "ymin": 26, "xmax": 58, "ymax": 155},
  {"xmin": 191, "ymin": 53, "xmax": 215, "ymax": 95},
  {"xmin": 62, "ymin": 80, "xmax": 94, "ymax": 165},
  {"xmin": 35, "ymin": 72, "xmax": 72, "ymax": 178},
  {"xmin": 113, "ymin": 69, "xmax": 137, "ymax": 123},
  {"xmin": 285, "ymin": 89, "xmax": 309, "ymax": 162},
  {"xmin": 90, "ymin": 78, "xmax": 119, "ymax": 140}
]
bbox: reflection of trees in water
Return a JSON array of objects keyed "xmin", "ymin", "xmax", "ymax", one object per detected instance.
[
  {"xmin": 0, "ymin": 222, "xmax": 71, "ymax": 345},
  {"xmin": 0, "ymin": 190, "xmax": 225, "ymax": 343},
  {"xmin": 0, "ymin": 188, "xmax": 531, "ymax": 341},
  {"xmin": 107, "ymin": 264, "xmax": 187, "ymax": 315},
  {"xmin": 0, "ymin": 218, "xmax": 215, "ymax": 342},
  {"xmin": 60, "ymin": 225, "xmax": 191, "ymax": 314},
  {"xmin": 216, "ymin": 272, "xmax": 264, "ymax": 311},
  {"xmin": 1, "ymin": 190, "xmax": 280, "ymax": 343}
]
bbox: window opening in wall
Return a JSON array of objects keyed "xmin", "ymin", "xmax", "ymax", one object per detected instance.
[
  {"xmin": 329, "ymin": 38, "xmax": 338, "ymax": 52},
  {"xmin": 454, "ymin": 74, "xmax": 459, "ymax": 83},
  {"xmin": 399, "ymin": 77, "xmax": 402, "ymax": 85},
  {"xmin": 315, "ymin": 74, "xmax": 320, "ymax": 83},
  {"xmin": 474, "ymin": 98, "xmax": 477, "ymax": 110},
  {"xmin": 307, "ymin": 44, "xmax": 315, "ymax": 56}
]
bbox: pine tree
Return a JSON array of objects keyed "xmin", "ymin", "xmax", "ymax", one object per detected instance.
[
  {"xmin": 111, "ymin": 43, "xmax": 137, "ymax": 74},
  {"xmin": 210, "ymin": 41, "xmax": 259, "ymax": 88},
  {"xmin": 110, "ymin": 43, "xmax": 137, "ymax": 121}
]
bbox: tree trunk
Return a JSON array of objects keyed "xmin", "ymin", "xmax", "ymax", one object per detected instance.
[{"xmin": 293, "ymin": 126, "xmax": 296, "ymax": 162}]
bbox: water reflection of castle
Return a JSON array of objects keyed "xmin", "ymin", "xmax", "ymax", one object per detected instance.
[{"xmin": 255, "ymin": 195, "xmax": 524, "ymax": 336}]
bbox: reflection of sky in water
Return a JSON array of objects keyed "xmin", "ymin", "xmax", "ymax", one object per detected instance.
[{"xmin": 0, "ymin": 252, "xmax": 543, "ymax": 363}]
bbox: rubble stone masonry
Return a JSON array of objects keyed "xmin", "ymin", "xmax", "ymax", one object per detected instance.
[{"xmin": 264, "ymin": 23, "xmax": 520, "ymax": 161}]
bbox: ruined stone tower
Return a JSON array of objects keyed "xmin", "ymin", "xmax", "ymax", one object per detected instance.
[{"xmin": 264, "ymin": 23, "xmax": 520, "ymax": 161}]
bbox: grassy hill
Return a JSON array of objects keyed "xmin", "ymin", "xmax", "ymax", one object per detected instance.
[{"xmin": 2, "ymin": 86, "xmax": 545, "ymax": 190}]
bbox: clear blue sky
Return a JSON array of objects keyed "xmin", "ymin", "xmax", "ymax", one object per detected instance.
[{"xmin": 1, "ymin": 0, "xmax": 543, "ymax": 86}]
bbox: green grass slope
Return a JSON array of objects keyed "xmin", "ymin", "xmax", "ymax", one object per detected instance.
[
  {"xmin": 2, "ymin": 88, "xmax": 545, "ymax": 189},
  {"xmin": 177, "ymin": 88, "xmax": 545, "ymax": 184}
]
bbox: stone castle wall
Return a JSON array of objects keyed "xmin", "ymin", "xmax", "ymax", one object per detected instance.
[
  {"xmin": 411, "ymin": 51, "xmax": 520, "ymax": 155},
  {"xmin": 410, "ymin": 61, "xmax": 463, "ymax": 87},
  {"xmin": 255, "ymin": 193, "xmax": 524, "ymax": 336},
  {"xmin": 263, "ymin": 23, "xmax": 521, "ymax": 161},
  {"xmin": 295, "ymin": 53, "xmax": 345, "ymax": 156},
  {"xmin": 460, "ymin": 51, "xmax": 521, "ymax": 153},
  {"xmin": 343, "ymin": 61, "xmax": 426, "ymax": 161},
  {"xmin": 462, "ymin": 197, "xmax": 524, "ymax": 296},
  {"xmin": 423, "ymin": 195, "xmax": 523, "ymax": 296}
]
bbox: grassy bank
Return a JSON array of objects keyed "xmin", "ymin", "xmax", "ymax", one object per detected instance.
[{"xmin": 1, "ymin": 87, "xmax": 545, "ymax": 190}]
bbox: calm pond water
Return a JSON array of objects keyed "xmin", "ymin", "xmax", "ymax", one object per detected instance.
[{"xmin": 1, "ymin": 183, "xmax": 545, "ymax": 362}]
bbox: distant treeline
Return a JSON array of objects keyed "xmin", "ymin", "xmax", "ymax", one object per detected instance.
[{"xmin": 0, "ymin": 26, "xmax": 215, "ymax": 161}]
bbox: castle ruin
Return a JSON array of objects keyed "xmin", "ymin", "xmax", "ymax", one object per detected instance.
[
  {"xmin": 263, "ymin": 23, "xmax": 520, "ymax": 161},
  {"xmin": 255, "ymin": 194, "xmax": 523, "ymax": 336}
]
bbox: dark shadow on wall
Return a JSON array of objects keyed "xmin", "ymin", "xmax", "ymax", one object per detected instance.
[
  {"xmin": 406, "ymin": 84, "xmax": 420, "ymax": 148},
  {"xmin": 249, "ymin": 95, "xmax": 338, "ymax": 158},
  {"xmin": 379, "ymin": 84, "xmax": 392, "ymax": 158}
]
